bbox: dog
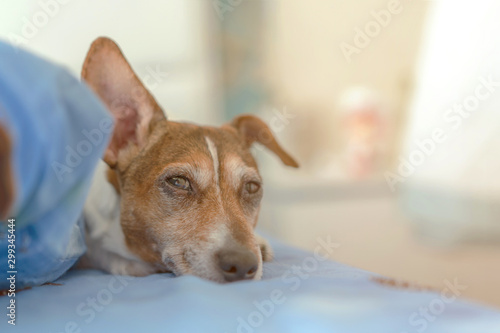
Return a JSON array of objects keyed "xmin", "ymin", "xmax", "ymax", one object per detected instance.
[{"xmin": 80, "ymin": 37, "xmax": 298, "ymax": 283}]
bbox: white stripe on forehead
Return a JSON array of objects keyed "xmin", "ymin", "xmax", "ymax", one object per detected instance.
[{"xmin": 205, "ymin": 136, "xmax": 219, "ymax": 186}]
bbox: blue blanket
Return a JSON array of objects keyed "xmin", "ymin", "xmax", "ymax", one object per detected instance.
[
  {"xmin": 0, "ymin": 41, "xmax": 112, "ymax": 288},
  {"xmin": 1, "ymin": 239, "xmax": 499, "ymax": 333}
]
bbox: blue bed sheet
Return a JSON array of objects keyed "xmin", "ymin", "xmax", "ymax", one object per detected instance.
[{"xmin": 1, "ymin": 238, "xmax": 499, "ymax": 333}]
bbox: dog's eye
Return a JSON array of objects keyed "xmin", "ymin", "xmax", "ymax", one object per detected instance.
[
  {"xmin": 167, "ymin": 176, "xmax": 191, "ymax": 190},
  {"xmin": 245, "ymin": 181, "xmax": 261, "ymax": 194}
]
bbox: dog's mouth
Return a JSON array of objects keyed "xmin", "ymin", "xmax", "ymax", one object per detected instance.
[{"xmin": 159, "ymin": 256, "xmax": 178, "ymax": 275}]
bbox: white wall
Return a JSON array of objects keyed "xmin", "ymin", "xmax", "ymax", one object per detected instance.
[
  {"xmin": 0, "ymin": 0, "xmax": 222, "ymax": 125},
  {"xmin": 400, "ymin": 0, "xmax": 500, "ymax": 243}
]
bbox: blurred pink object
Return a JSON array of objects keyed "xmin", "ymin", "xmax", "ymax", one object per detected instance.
[{"xmin": 340, "ymin": 88, "xmax": 385, "ymax": 179}]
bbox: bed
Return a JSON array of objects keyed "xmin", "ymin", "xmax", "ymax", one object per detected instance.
[{"xmin": 1, "ymin": 237, "xmax": 499, "ymax": 333}]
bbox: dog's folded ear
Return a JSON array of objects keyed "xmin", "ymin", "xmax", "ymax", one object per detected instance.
[
  {"xmin": 81, "ymin": 37, "xmax": 166, "ymax": 168},
  {"xmin": 230, "ymin": 114, "xmax": 299, "ymax": 168},
  {"xmin": 0, "ymin": 124, "xmax": 15, "ymax": 221}
]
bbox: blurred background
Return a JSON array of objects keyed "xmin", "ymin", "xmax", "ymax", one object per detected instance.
[{"xmin": 1, "ymin": 0, "xmax": 499, "ymax": 307}]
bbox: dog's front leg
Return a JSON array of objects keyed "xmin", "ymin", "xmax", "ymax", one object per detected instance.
[{"xmin": 255, "ymin": 233, "xmax": 274, "ymax": 262}]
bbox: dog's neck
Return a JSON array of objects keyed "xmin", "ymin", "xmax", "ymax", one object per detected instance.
[{"xmin": 84, "ymin": 161, "xmax": 141, "ymax": 263}]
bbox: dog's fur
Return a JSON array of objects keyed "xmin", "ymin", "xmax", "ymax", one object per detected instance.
[{"xmin": 80, "ymin": 37, "xmax": 298, "ymax": 282}]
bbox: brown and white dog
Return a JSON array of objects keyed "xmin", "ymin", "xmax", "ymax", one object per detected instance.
[{"xmin": 80, "ymin": 37, "xmax": 298, "ymax": 283}]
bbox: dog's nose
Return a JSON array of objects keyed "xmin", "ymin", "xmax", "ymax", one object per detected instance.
[{"xmin": 217, "ymin": 249, "xmax": 258, "ymax": 282}]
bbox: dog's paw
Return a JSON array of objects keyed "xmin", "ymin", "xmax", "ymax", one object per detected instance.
[{"xmin": 256, "ymin": 234, "xmax": 274, "ymax": 262}]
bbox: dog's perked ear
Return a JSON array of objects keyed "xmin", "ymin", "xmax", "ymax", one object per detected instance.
[
  {"xmin": 81, "ymin": 37, "xmax": 166, "ymax": 168},
  {"xmin": 0, "ymin": 124, "xmax": 15, "ymax": 221},
  {"xmin": 229, "ymin": 114, "xmax": 299, "ymax": 168}
]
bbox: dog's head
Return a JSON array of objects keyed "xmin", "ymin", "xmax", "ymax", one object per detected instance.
[{"xmin": 82, "ymin": 37, "xmax": 298, "ymax": 282}]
